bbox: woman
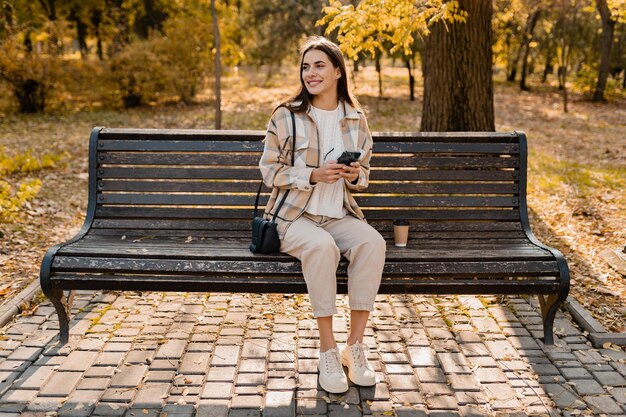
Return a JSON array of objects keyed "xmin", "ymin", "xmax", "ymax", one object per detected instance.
[{"xmin": 259, "ymin": 36, "xmax": 386, "ymax": 394}]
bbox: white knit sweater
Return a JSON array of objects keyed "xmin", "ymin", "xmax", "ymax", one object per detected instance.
[{"xmin": 306, "ymin": 105, "xmax": 347, "ymax": 218}]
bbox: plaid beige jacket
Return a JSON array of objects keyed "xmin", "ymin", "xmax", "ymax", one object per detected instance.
[{"xmin": 259, "ymin": 100, "xmax": 373, "ymax": 238}]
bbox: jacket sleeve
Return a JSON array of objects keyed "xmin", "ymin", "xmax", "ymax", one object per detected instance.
[
  {"xmin": 259, "ymin": 107, "xmax": 315, "ymax": 191},
  {"xmin": 345, "ymin": 113, "xmax": 372, "ymax": 191}
]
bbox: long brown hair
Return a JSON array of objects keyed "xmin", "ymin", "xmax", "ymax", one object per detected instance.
[{"xmin": 279, "ymin": 36, "xmax": 360, "ymax": 114}]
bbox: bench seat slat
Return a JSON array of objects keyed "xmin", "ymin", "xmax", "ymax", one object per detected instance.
[
  {"xmin": 58, "ymin": 236, "xmax": 551, "ymax": 257},
  {"xmin": 49, "ymin": 273, "xmax": 559, "ymax": 295},
  {"xmin": 99, "ymin": 167, "xmax": 519, "ymax": 181},
  {"xmin": 98, "ymin": 179, "xmax": 518, "ymax": 195},
  {"xmin": 99, "ymin": 193, "xmax": 519, "ymax": 208},
  {"xmin": 57, "ymin": 247, "xmax": 553, "ymax": 261},
  {"xmin": 51, "ymin": 256, "xmax": 559, "ymax": 276}
]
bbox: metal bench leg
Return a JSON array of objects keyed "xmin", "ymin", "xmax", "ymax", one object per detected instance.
[
  {"xmin": 49, "ymin": 289, "xmax": 75, "ymax": 345},
  {"xmin": 538, "ymin": 294, "xmax": 562, "ymax": 345}
]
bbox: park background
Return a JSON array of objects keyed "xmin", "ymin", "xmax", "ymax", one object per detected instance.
[{"xmin": 0, "ymin": 0, "xmax": 624, "ymax": 335}]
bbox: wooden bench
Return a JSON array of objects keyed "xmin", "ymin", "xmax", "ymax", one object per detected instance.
[{"xmin": 40, "ymin": 128, "xmax": 570, "ymax": 345}]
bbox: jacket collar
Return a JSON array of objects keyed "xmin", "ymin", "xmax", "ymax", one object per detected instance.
[{"xmin": 296, "ymin": 100, "xmax": 361, "ymax": 120}]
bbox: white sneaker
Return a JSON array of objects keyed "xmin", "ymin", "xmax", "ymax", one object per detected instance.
[
  {"xmin": 318, "ymin": 347, "xmax": 349, "ymax": 393},
  {"xmin": 341, "ymin": 342, "xmax": 376, "ymax": 386}
]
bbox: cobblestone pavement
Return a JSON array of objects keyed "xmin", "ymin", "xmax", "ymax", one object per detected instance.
[{"xmin": 1, "ymin": 292, "xmax": 625, "ymax": 417}]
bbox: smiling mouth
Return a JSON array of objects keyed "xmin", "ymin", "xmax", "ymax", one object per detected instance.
[{"xmin": 307, "ymin": 80, "xmax": 322, "ymax": 87}]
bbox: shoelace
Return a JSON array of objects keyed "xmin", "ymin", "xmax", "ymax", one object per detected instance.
[
  {"xmin": 324, "ymin": 348, "xmax": 343, "ymax": 375},
  {"xmin": 351, "ymin": 343, "xmax": 370, "ymax": 368}
]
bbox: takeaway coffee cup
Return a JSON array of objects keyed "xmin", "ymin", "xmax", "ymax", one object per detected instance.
[{"xmin": 393, "ymin": 220, "xmax": 409, "ymax": 247}]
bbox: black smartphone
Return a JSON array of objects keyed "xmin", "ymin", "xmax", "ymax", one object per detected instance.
[{"xmin": 336, "ymin": 151, "xmax": 361, "ymax": 165}]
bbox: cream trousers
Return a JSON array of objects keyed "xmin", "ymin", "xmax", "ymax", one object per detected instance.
[{"xmin": 280, "ymin": 213, "xmax": 386, "ymax": 317}]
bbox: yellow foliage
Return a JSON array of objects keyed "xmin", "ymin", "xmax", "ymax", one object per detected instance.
[
  {"xmin": 317, "ymin": 0, "xmax": 467, "ymax": 59},
  {"xmin": 0, "ymin": 147, "xmax": 65, "ymax": 176},
  {"xmin": 0, "ymin": 179, "xmax": 42, "ymax": 223}
]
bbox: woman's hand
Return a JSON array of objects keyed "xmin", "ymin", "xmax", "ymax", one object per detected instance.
[
  {"xmin": 310, "ymin": 161, "xmax": 345, "ymax": 184},
  {"xmin": 339, "ymin": 162, "xmax": 360, "ymax": 183}
]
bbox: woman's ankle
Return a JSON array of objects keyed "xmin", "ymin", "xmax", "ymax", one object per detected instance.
[{"xmin": 319, "ymin": 341, "xmax": 338, "ymax": 352}]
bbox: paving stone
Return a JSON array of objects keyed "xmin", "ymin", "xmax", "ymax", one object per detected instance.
[
  {"xmin": 574, "ymin": 349, "xmax": 607, "ymax": 364},
  {"xmin": 39, "ymin": 372, "xmax": 83, "ymax": 396},
  {"xmin": 179, "ymin": 352, "xmax": 209, "ymax": 374},
  {"xmin": 263, "ymin": 391, "xmax": 296, "ymax": 417},
  {"xmin": 132, "ymin": 383, "xmax": 170, "ymax": 408},
  {"xmin": 76, "ymin": 377, "xmax": 110, "ymax": 390},
  {"xmin": 359, "ymin": 382, "xmax": 391, "ymax": 401},
  {"xmin": 407, "ymin": 347, "xmax": 438, "ymax": 367},
  {"xmin": 155, "ymin": 339, "xmax": 187, "ymax": 359},
  {"xmin": 13, "ymin": 365, "xmax": 55, "ymax": 389},
  {"xmin": 485, "ymin": 341, "xmax": 520, "ymax": 360},
  {"xmin": 593, "ymin": 371, "xmax": 626, "ymax": 386},
  {"xmin": 207, "ymin": 366, "xmax": 236, "ymax": 381},
  {"xmin": 6, "ymin": 347, "xmax": 42, "ymax": 362},
  {"xmin": 388, "ymin": 374, "xmax": 420, "ymax": 390},
  {"xmin": 560, "ymin": 367, "xmax": 593, "ymax": 379},
  {"xmin": 228, "ymin": 409, "xmax": 261, "ymax": 417},
  {"xmin": 124, "ymin": 350, "xmax": 155, "ymax": 365},
  {"xmin": 230, "ymin": 395, "xmax": 262, "ymax": 409},
  {"xmin": 448, "ymin": 374, "xmax": 480, "ymax": 391},
  {"xmin": 201, "ymin": 382, "xmax": 232, "ymax": 399},
  {"xmin": 483, "ymin": 383, "xmax": 520, "ymax": 409},
  {"xmin": 196, "ymin": 399, "xmax": 229, "ymax": 417},
  {"xmin": 571, "ymin": 378, "xmax": 606, "ymax": 395},
  {"xmin": 0, "ymin": 361, "xmax": 29, "ymax": 373},
  {"xmin": 392, "ymin": 390, "xmax": 424, "ymax": 404},
  {"xmin": 474, "ymin": 367, "xmax": 507, "ymax": 383},
  {"xmin": 0, "ymin": 389, "xmax": 39, "ymax": 403},
  {"xmin": 25, "ymin": 396, "xmax": 65, "ymax": 412},
  {"xmin": 58, "ymin": 350, "xmax": 99, "ymax": 371},
  {"xmin": 58, "ymin": 389, "xmax": 100, "ymax": 417},
  {"xmin": 584, "ymin": 395, "xmax": 624, "ymax": 414},
  {"xmin": 415, "ymin": 367, "xmax": 447, "ymax": 383},
  {"xmin": 424, "ymin": 394, "xmax": 458, "ymax": 410},
  {"xmin": 420, "ymin": 382, "xmax": 454, "ymax": 395},
  {"xmin": 328, "ymin": 403, "xmax": 360, "ymax": 417},
  {"xmin": 102, "ymin": 343, "xmax": 132, "ymax": 352},
  {"xmin": 84, "ymin": 366, "xmax": 116, "ymax": 378},
  {"xmin": 109, "ymin": 364, "xmax": 148, "ymax": 388},
  {"xmin": 267, "ymin": 378, "xmax": 296, "ymax": 390},
  {"xmin": 543, "ymin": 384, "xmax": 586, "ymax": 409},
  {"xmin": 394, "ymin": 406, "xmax": 429, "ymax": 417},
  {"xmin": 146, "ymin": 359, "xmax": 178, "ymax": 371},
  {"xmin": 296, "ymin": 397, "xmax": 326, "ymax": 414},
  {"xmin": 455, "ymin": 390, "xmax": 487, "ymax": 406},
  {"xmin": 94, "ymin": 352, "xmax": 126, "ymax": 367},
  {"xmin": 438, "ymin": 352, "xmax": 471, "ymax": 374},
  {"xmin": 528, "ymin": 363, "xmax": 560, "ymax": 376},
  {"xmin": 211, "ymin": 346, "xmax": 240, "ymax": 366}
]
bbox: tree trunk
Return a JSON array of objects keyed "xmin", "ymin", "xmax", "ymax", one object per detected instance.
[
  {"xmin": 211, "ymin": 0, "xmax": 222, "ymax": 130},
  {"xmin": 593, "ymin": 0, "xmax": 616, "ymax": 102},
  {"xmin": 421, "ymin": 0, "xmax": 494, "ymax": 131},
  {"xmin": 520, "ymin": 9, "xmax": 541, "ymax": 91},
  {"xmin": 375, "ymin": 55, "xmax": 383, "ymax": 97},
  {"xmin": 541, "ymin": 43, "xmax": 554, "ymax": 83},
  {"xmin": 405, "ymin": 57, "xmax": 415, "ymax": 101}
]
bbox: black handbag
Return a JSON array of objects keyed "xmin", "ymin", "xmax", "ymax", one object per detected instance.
[{"xmin": 250, "ymin": 111, "xmax": 295, "ymax": 254}]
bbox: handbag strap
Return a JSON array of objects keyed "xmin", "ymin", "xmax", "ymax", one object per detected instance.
[{"xmin": 253, "ymin": 110, "xmax": 296, "ymax": 221}]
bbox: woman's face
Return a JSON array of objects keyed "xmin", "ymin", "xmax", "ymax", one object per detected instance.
[{"xmin": 301, "ymin": 49, "xmax": 341, "ymax": 99}]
